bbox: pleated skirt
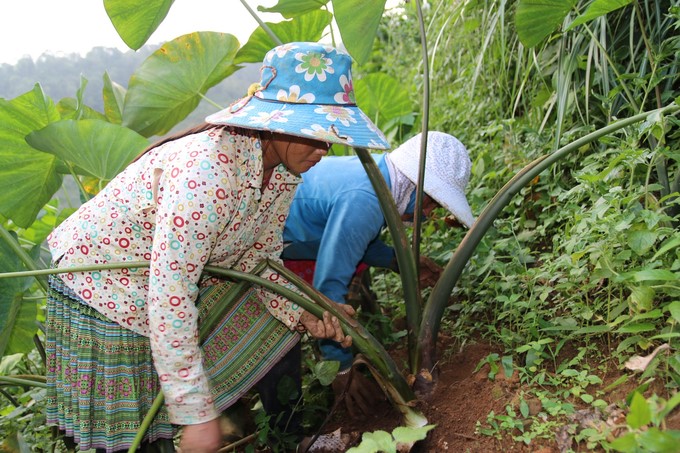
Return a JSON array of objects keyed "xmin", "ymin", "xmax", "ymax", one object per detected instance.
[{"xmin": 45, "ymin": 274, "xmax": 299, "ymax": 452}]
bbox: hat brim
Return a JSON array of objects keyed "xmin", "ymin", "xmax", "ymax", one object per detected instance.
[
  {"xmin": 427, "ymin": 176, "xmax": 476, "ymax": 228},
  {"xmin": 404, "ymin": 170, "xmax": 475, "ymax": 228},
  {"xmin": 206, "ymin": 97, "xmax": 390, "ymax": 150}
]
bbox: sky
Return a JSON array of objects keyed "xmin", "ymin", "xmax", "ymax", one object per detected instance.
[{"xmin": 0, "ymin": 0, "xmax": 283, "ymax": 65}]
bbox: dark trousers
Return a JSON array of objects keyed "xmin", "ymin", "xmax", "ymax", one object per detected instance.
[{"xmin": 256, "ymin": 341, "xmax": 303, "ymax": 439}]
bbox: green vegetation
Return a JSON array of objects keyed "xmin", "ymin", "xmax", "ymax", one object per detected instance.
[{"xmin": 1, "ymin": 0, "xmax": 679, "ymax": 451}]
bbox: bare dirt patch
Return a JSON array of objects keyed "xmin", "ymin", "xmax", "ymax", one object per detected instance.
[{"xmin": 300, "ymin": 335, "xmax": 680, "ymax": 453}]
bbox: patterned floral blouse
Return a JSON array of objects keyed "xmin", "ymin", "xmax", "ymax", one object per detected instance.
[{"xmin": 47, "ymin": 125, "xmax": 303, "ymax": 425}]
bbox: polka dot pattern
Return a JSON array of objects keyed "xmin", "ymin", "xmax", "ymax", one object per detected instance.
[{"xmin": 47, "ymin": 126, "xmax": 303, "ymax": 425}]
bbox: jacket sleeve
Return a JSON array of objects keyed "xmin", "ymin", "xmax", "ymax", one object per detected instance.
[
  {"xmin": 313, "ymin": 191, "xmax": 384, "ymax": 369},
  {"xmin": 361, "ymin": 237, "xmax": 395, "ymax": 269},
  {"xmin": 147, "ymin": 151, "xmax": 235, "ymax": 426},
  {"xmin": 235, "ymin": 177, "xmax": 304, "ymax": 330}
]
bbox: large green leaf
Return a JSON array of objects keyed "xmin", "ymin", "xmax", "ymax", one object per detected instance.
[
  {"xmin": 103, "ymin": 72, "xmax": 126, "ymax": 125},
  {"xmin": 566, "ymin": 0, "xmax": 633, "ymax": 31},
  {"xmin": 0, "ymin": 230, "xmax": 37, "ymax": 357},
  {"xmin": 235, "ymin": 10, "xmax": 333, "ymax": 64},
  {"xmin": 332, "ymin": 0, "xmax": 386, "ymax": 65},
  {"xmin": 258, "ymin": 0, "xmax": 330, "ymax": 19},
  {"xmin": 0, "ymin": 86, "xmax": 63, "ymax": 228},
  {"xmin": 26, "ymin": 120, "xmax": 149, "ymax": 181},
  {"xmin": 104, "ymin": 0, "xmax": 174, "ymax": 50},
  {"xmin": 122, "ymin": 32, "xmax": 240, "ymax": 137},
  {"xmin": 354, "ymin": 73, "xmax": 413, "ymax": 128},
  {"xmin": 515, "ymin": 0, "xmax": 576, "ymax": 48}
]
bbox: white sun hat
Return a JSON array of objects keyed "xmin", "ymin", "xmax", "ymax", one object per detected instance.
[
  {"xmin": 206, "ymin": 42, "xmax": 389, "ymax": 150},
  {"xmin": 388, "ymin": 131, "xmax": 475, "ymax": 228}
]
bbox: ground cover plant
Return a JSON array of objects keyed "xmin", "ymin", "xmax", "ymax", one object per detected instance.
[{"xmin": 1, "ymin": 0, "xmax": 680, "ymax": 451}]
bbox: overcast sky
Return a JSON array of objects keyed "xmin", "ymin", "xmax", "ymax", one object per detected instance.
[{"xmin": 0, "ymin": 0, "xmax": 282, "ymax": 64}]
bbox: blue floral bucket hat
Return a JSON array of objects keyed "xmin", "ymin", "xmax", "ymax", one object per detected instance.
[{"xmin": 206, "ymin": 42, "xmax": 389, "ymax": 150}]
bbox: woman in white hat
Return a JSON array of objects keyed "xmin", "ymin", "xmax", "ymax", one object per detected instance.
[
  {"xmin": 281, "ymin": 131, "xmax": 475, "ymax": 416},
  {"xmin": 45, "ymin": 41, "xmax": 388, "ymax": 452}
]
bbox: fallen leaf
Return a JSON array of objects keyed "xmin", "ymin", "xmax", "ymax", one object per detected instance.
[{"xmin": 624, "ymin": 343, "xmax": 670, "ymax": 372}]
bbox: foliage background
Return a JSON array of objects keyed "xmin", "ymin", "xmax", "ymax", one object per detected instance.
[{"xmin": 1, "ymin": 0, "xmax": 679, "ymax": 450}]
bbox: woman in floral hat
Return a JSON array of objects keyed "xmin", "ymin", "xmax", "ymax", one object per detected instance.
[{"xmin": 45, "ymin": 41, "xmax": 389, "ymax": 453}]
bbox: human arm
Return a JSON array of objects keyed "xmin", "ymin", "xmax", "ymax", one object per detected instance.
[
  {"xmin": 360, "ymin": 236, "xmax": 396, "ymax": 269},
  {"xmin": 147, "ymin": 142, "xmax": 237, "ymax": 426},
  {"xmin": 299, "ymin": 303, "xmax": 356, "ymax": 347},
  {"xmin": 313, "ymin": 193, "xmax": 385, "ymax": 368},
  {"xmin": 179, "ymin": 419, "xmax": 223, "ymax": 453},
  {"xmin": 385, "ymin": 253, "xmax": 443, "ymax": 288},
  {"xmin": 238, "ymin": 173, "xmax": 357, "ymax": 344},
  {"xmin": 235, "ymin": 169, "xmax": 308, "ymax": 329}
]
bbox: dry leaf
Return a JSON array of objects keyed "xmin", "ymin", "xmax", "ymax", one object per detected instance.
[{"xmin": 624, "ymin": 343, "xmax": 670, "ymax": 372}]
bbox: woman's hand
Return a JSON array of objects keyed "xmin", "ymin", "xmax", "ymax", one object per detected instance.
[
  {"xmin": 299, "ymin": 303, "xmax": 355, "ymax": 348},
  {"xmin": 179, "ymin": 418, "xmax": 222, "ymax": 453},
  {"xmin": 418, "ymin": 255, "xmax": 442, "ymax": 288}
]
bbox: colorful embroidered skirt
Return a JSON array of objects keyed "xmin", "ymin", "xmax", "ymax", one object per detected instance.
[{"xmin": 46, "ymin": 275, "xmax": 299, "ymax": 452}]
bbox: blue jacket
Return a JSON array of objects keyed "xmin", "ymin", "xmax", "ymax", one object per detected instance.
[{"xmin": 282, "ymin": 154, "xmax": 395, "ymax": 368}]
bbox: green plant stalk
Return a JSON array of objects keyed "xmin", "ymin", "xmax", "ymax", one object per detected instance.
[
  {"xmin": 198, "ymin": 260, "xmax": 268, "ymax": 338},
  {"xmin": 353, "ymin": 355, "xmax": 428, "ymax": 429},
  {"xmin": 354, "ymin": 147, "xmax": 423, "ymax": 374},
  {"xmin": 238, "ymin": 0, "xmax": 282, "ymax": 46},
  {"xmin": 0, "ymin": 376, "xmax": 47, "ymax": 388},
  {"xmin": 128, "ymin": 392, "xmax": 165, "ymax": 453},
  {"xmin": 416, "ymin": 102, "xmax": 680, "ymax": 372},
  {"xmin": 0, "ymin": 224, "xmax": 48, "ymax": 293},
  {"xmin": 267, "ymin": 260, "xmax": 419, "ymax": 409},
  {"xmin": 66, "ymin": 162, "xmax": 91, "ymax": 203},
  {"xmin": 412, "ymin": 0, "xmax": 430, "ymax": 263}
]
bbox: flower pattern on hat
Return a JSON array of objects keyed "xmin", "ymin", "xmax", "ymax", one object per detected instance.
[
  {"xmin": 277, "ymin": 85, "xmax": 314, "ymax": 103},
  {"xmin": 206, "ymin": 41, "xmax": 389, "ymax": 150},
  {"xmin": 296, "ymin": 50, "xmax": 334, "ymax": 82}
]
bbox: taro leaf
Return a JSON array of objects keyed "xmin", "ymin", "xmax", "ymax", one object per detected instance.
[
  {"xmin": 103, "ymin": 72, "xmax": 127, "ymax": 125},
  {"xmin": 236, "ymin": 10, "xmax": 332, "ymax": 64},
  {"xmin": 566, "ymin": 0, "xmax": 634, "ymax": 31},
  {"xmin": 515, "ymin": 0, "xmax": 576, "ymax": 48},
  {"xmin": 26, "ymin": 119, "xmax": 148, "ymax": 182},
  {"xmin": 57, "ymin": 99, "xmax": 107, "ymax": 121},
  {"xmin": 332, "ymin": 0, "xmax": 387, "ymax": 65},
  {"xmin": 0, "ymin": 85, "xmax": 63, "ymax": 228},
  {"xmin": 19, "ymin": 200, "xmax": 71, "ymax": 246},
  {"xmin": 354, "ymin": 73, "xmax": 413, "ymax": 128},
  {"xmin": 258, "ymin": 0, "xmax": 330, "ymax": 19},
  {"xmin": 104, "ymin": 0, "xmax": 174, "ymax": 50},
  {"xmin": 122, "ymin": 32, "xmax": 240, "ymax": 137},
  {"xmin": 0, "ymin": 230, "xmax": 37, "ymax": 357}
]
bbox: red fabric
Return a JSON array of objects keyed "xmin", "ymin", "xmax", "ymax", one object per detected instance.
[{"xmin": 283, "ymin": 260, "xmax": 369, "ymax": 286}]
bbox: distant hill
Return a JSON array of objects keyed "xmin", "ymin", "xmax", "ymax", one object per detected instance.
[{"xmin": 0, "ymin": 45, "xmax": 260, "ymax": 136}]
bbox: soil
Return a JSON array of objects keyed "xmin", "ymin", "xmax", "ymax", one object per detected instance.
[{"xmin": 298, "ymin": 334, "xmax": 680, "ymax": 453}]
